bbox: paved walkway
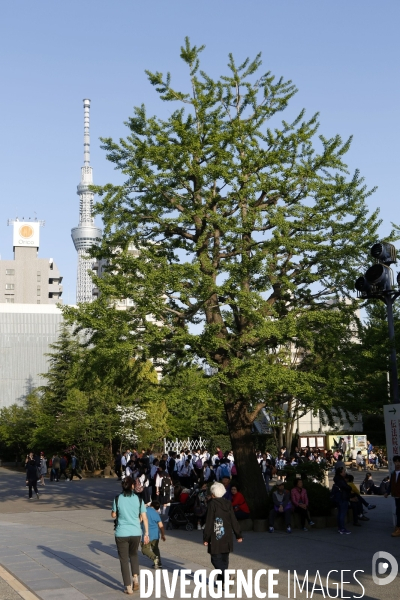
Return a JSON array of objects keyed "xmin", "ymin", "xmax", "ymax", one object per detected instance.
[{"xmin": 0, "ymin": 467, "xmax": 399, "ymax": 599}]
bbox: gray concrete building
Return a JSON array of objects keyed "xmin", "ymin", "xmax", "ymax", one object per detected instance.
[
  {"xmin": 0, "ymin": 303, "xmax": 63, "ymax": 409},
  {"xmin": 1, "ymin": 220, "xmax": 63, "ymax": 304}
]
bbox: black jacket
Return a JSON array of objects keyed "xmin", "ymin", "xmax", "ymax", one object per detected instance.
[
  {"xmin": 333, "ymin": 475, "xmax": 351, "ymax": 501},
  {"xmin": 203, "ymin": 497, "xmax": 241, "ymax": 555},
  {"xmin": 26, "ymin": 460, "xmax": 38, "ymax": 482}
]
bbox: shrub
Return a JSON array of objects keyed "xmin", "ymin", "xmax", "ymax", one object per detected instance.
[{"xmin": 282, "ymin": 461, "xmax": 327, "ymax": 486}]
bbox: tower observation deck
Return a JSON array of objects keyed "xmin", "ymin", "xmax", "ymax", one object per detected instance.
[{"xmin": 71, "ymin": 99, "xmax": 102, "ymax": 303}]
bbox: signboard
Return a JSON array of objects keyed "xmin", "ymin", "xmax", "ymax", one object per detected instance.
[
  {"xmin": 13, "ymin": 221, "xmax": 40, "ymax": 248},
  {"xmin": 299, "ymin": 435, "xmax": 326, "ymax": 449},
  {"xmin": 354, "ymin": 434, "xmax": 367, "ymax": 452},
  {"xmin": 383, "ymin": 404, "xmax": 400, "ymax": 473}
]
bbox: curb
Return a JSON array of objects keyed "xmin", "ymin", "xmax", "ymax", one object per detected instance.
[{"xmin": 0, "ymin": 565, "xmax": 39, "ymax": 600}]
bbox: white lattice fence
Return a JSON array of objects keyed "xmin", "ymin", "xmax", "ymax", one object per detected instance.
[{"xmin": 163, "ymin": 437, "xmax": 208, "ymax": 454}]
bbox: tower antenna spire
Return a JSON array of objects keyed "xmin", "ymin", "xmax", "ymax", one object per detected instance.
[
  {"xmin": 71, "ymin": 99, "xmax": 102, "ymax": 303},
  {"xmin": 83, "ymin": 98, "xmax": 90, "ymax": 166}
]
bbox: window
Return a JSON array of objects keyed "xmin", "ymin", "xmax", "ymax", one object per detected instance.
[
  {"xmin": 37, "ymin": 271, "xmax": 41, "ymax": 282},
  {"xmin": 5, "ymin": 269, "xmax": 15, "ymax": 275},
  {"xmin": 37, "ymin": 300, "xmax": 41, "ymax": 304},
  {"xmin": 5, "ymin": 284, "xmax": 14, "ymax": 290},
  {"xmin": 5, "ymin": 297, "xmax": 14, "ymax": 303},
  {"xmin": 37, "ymin": 287, "xmax": 41, "ymax": 296}
]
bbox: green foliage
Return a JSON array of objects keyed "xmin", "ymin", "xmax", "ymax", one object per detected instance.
[
  {"xmin": 160, "ymin": 367, "xmax": 228, "ymax": 440},
  {"xmin": 282, "ymin": 461, "xmax": 327, "ymax": 486},
  {"xmin": 207, "ymin": 435, "xmax": 232, "ymax": 453},
  {"xmin": 0, "ymin": 401, "xmax": 34, "ymax": 460},
  {"xmin": 347, "ymin": 301, "xmax": 400, "ymax": 417},
  {"xmin": 62, "ymin": 38, "xmax": 391, "ymax": 516}
]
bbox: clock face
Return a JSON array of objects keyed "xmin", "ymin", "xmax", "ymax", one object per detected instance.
[{"xmin": 19, "ymin": 225, "xmax": 34, "ymax": 238}]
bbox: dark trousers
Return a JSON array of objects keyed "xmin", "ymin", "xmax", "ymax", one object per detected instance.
[
  {"xmin": 337, "ymin": 500, "xmax": 348, "ymax": 530},
  {"xmin": 395, "ymin": 498, "xmax": 400, "ymax": 527},
  {"xmin": 59, "ymin": 468, "xmax": 68, "ymax": 480},
  {"xmin": 141, "ymin": 539, "xmax": 161, "ymax": 564},
  {"xmin": 211, "ymin": 552, "xmax": 230, "ymax": 582},
  {"xmin": 269, "ymin": 508, "xmax": 291, "ymax": 528},
  {"xmin": 295, "ymin": 506, "xmax": 310, "ymax": 528},
  {"xmin": 115, "ymin": 466, "xmax": 122, "ymax": 479},
  {"xmin": 28, "ymin": 480, "xmax": 38, "ymax": 498},
  {"xmin": 115, "ymin": 536, "xmax": 141, "ymax": 586},
  {"xmin": 234, "ymin": 509, "xmax": 250, "ymax": 520},
  {"xmin": 70, "ymin": 468, "xmax": 82, "ymax": 480},
  {"xmin": 350, "ymin": 500, "xmax": 359, "ymax": 524},
  {"xmin": 50, "ymin": 468, "xmax": 59, "ymax": 481}
]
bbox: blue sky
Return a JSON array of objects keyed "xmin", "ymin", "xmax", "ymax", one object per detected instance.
[{"xmin": 0, "ymin": 1, "xmax": 399, "ymax": 304}]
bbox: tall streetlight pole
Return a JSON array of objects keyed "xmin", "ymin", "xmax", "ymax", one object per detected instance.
[{"xmin": 355, "ymin": 242, "xmax": 400, "ymax": 404}]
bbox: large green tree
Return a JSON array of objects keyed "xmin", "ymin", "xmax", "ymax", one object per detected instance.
[{"xmin": 64, "ymin": 39, "xmax": 388, "ymax": 517}]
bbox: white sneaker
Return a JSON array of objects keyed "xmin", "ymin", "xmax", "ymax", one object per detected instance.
[
  {"xmin": 197, "ymin": 524, "xmax": 202, "ymax": 530},
  {"xmin": 287, "ymin": 526, "xmax": 292, "ymax": 533},
  {"xmin": 269, "ymin": 527, "xmax": 274, "ymax": 533}
]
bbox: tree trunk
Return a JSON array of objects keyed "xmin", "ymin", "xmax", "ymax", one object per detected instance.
[{"xmin": 228, "ymin": 423, "xmax": 270, "ymax": 519}]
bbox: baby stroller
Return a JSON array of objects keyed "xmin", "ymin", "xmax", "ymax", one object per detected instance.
[{"xmin": 166, "ymin": 488, "xmax": 199, "ymax": 531}]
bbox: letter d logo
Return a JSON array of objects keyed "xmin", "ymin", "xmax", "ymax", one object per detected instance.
[{"xmin": 372, "ymin": 551, "xmax": 398, "ymax": 586}]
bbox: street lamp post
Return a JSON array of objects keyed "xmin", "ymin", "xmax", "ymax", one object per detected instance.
[{"xmin": 355, "ymin": 242, "xmax": 400, "ymax": 404}]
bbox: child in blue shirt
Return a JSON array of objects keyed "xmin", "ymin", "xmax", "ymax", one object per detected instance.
[{"xmin": 141, "ymin": 500, "xmax": 166, "ymax": 568}]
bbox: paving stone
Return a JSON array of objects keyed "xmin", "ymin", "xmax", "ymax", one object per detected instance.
[
  {"xmin": 35, "ymin": 588, "xmax": 88, "ymax": 600},
  {"xmin": 29, "ymin": 577, "xmax": 73, "ymax": 591},
  {"xmin": 72, "ymin": 580, "xmax": 120, "ymax": 594}
]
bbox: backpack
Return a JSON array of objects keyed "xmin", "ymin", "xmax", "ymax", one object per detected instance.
[
  {"xmin": 135, "ymin": 476, "xmax": 145, "ymax": 494},
  {"xmin": 160, "ymin": 474, "xmax": 172, "ymax": 497},
  {"xmin": 219, "ymin": 464, "xmax": 230, "ymax": 479},
  {"xmin": 231, "ymin": 464, "xmax": 237, "ymax": 476},
  {"xmin": 36, "ymin": 465, "xmax": 41, "ymax": 480},
  {"xmin": 195, "ymin": 458, "xmax": 203, "ymax": 470}
]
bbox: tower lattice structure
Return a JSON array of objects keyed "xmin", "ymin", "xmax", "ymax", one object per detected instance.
[{"xmin": 71, "ymin": 99, "xmax": 102, "ymax": 303}]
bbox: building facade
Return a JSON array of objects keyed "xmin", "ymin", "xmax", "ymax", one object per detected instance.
[
  {"xmin": 0, "ymin": 220, "xmax": 62, "ymax": 305},
  {"xmin": 0, "ymin": 220, "xmax": 64, "ymax": 408},
  {"xmin": 0, "ymin": 303, "xmax": 63, "ymax": 409}
]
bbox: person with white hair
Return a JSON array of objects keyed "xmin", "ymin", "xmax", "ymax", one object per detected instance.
[{"xmin": 203, "ymin": 482, "xmax": 243, "ymax": 590}]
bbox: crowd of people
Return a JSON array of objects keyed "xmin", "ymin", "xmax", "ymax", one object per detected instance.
[
  {"xmin": 21, "ymin": 441, "xmax": 400, "ymax": 595},
  {"xmin": 24, "ymin": 450, "xmax": 82, "ymax": 498}
]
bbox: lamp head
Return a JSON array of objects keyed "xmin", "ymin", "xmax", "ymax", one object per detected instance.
[{"xmin": 371, "ymin": 242, "xmax": 397, "ymax": 265}]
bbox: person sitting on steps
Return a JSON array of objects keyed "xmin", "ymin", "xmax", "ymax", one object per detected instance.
[
  {"xmin": 269, "ymin": 482, "xmax": 292, "ymax": 534},
  {"xmin": 290, "ymin": 478, "xmax": 315, "ymax": 531}
]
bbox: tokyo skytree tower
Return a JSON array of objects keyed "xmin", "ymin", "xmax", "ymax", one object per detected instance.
[{"xmin": 71, "ymin": 99, "xmax": 102, "ymax": 303}]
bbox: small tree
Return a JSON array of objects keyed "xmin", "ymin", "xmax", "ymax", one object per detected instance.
[
  {"xmin": 116, "ymin": 404, "xmax": 150, "ymax": 448},
  {"xmin": 64, "ymin": 39, "xmax": 388, "ymax": 517}
]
